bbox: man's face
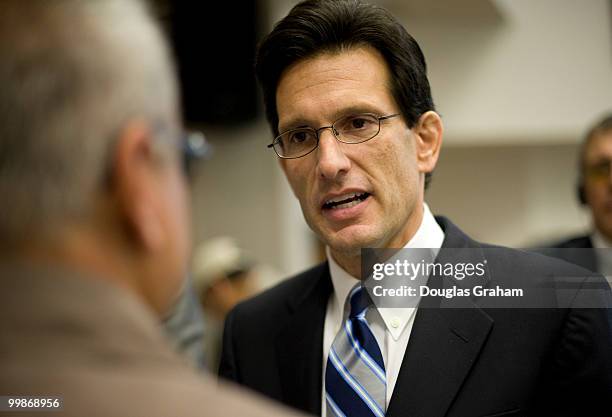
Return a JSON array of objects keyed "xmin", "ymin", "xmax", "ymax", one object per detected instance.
[
  {"xmin": 583, "ymin": 130, "xmax": 612, "ymax": 241},
  {"xmin": 275, "ymin": 46, "xmax": 430, "ymax": 264}
]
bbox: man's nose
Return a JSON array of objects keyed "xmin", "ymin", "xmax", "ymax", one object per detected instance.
[{"xmin": 315, "ymin": 129, "xmax": 351, "ymax": 180}]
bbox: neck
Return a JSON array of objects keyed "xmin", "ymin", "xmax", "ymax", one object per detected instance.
[
  {"xmin": 329, "ymin": 250, "xmax": 362, "ymax": 279},
  {"xmin": 19, "ymin": 225, "xmax": 140, "ymax": 301}
]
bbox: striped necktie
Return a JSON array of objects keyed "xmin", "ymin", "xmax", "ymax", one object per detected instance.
[{"xmin": 325, "ymin": 285, "xmax": 386, "ymax": 417}]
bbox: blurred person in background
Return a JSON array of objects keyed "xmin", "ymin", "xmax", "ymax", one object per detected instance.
[
  {"xmin": 162, "ymin": 275, "xmax": 207, "ymax": 369},
  {"xmin": 0, "ymin": 1, "xmax": 303, "ymax": 416},
  {"xmin": 219, "ymin": 1, "xmax": 612, "ymax": 416},
  {"xmin": 548, "ymin": 114, "xmax": 612, "ymax": 278},
  {"xmin": 192, "ymin": 236, "xmax": 279, "ymax": 371}
]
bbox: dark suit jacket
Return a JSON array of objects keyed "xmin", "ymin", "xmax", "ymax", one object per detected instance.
[
  {"xmin": 542, "ymin": 234, "xmax": 597, "ymax": 273},
  {"xmin": 550, "ymin": 235, "xmax": 593, "ymax": 249},
  {"xmin": 220, "ymin": 218, "xmax": 612, "ymax": 417}
]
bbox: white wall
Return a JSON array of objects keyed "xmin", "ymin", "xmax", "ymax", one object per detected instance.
[
  {"xmin": 190, "ymin": 121, "xmax": 318, "ymax": 277},
  {"xmin": 394, "ymin": 0, "xmax": 612, "ymax": 145},
  {"xmin": 426, "ymin": 144, "xmax": 590, "ymax": 247},
  {"xmin": 190, "ymin": 122, "xmax": 282, "ymax": 270}
]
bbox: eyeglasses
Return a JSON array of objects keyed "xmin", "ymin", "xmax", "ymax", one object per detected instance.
[
  {"xmin": 585, "ymin": 159, "xmax": 612, "ymax": 182},
  {"xmin": 267, "ymin": 113, "xmax": 400, "ymax": 159},
  {"xmin": 103, "ymin": 128, "xmax": 212, "ymax": 187},
  {"xmin": 181, "ymin": 130, "xmax": 212, "ymax": 176}
]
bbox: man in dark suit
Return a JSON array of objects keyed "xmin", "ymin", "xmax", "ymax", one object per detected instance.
[
  {"xmin": 219, "ymin": 1, "xmax": 612, "ymax": 416},
  {"xmin": 548, "ymin": 114, "xmax": 612, "ymax": 274}
]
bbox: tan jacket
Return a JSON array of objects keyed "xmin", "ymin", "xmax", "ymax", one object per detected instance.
[{"xmin": 0, "ymin": 263, "xmax": 303, "ymax": 417}]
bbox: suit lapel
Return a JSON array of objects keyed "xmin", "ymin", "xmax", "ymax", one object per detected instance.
[
  {"xmin": 275, "ymin": 264, "xmax": 332, "ymax": 415},
  {"xmin": 386, "ymin": 299, "xmax": 493, "ymax": 417},
  {"xmin": 387, "ymin": 217, "xmax": 495, "ymax": 417}
]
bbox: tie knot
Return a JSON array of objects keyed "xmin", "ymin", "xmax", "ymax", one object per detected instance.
[{"xmin": 348, "ymin": 286, "xmax": 370, "ymax": 319}]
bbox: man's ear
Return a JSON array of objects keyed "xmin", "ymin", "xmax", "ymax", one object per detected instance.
[
  {"xmin": 413, "ymin": 111, "xmax": 443, "ymax": 174},
  {"xmin": 111, "ymin": 121, "xmax": 165, "ymax": 252}
]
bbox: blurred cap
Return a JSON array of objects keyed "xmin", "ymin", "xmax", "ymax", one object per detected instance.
[{"xmin": 191, "ymin": 236, "xmax": 252, "ymax": 293}]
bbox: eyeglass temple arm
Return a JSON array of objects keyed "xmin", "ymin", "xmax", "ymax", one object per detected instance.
[{"xmin": 379, "ymin": 113, "xmax": 400, "ymax": 121}]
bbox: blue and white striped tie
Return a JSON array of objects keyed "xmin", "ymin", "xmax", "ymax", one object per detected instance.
[{"xmin": 325, "ymin": 285, "xmax": 386, "ymax": 417}]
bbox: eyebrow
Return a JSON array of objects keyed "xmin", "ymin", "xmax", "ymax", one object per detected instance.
[
  {"xmin": 278, "ymin": 119, "xmax": 312, "ymax": 134},
  {"xmin": 588, "ymin": 157, "xmax": 612, "ymax": 165},
  {"xmin": 278, "ymin": 104, "xmax": 389, "ymax": 134}
]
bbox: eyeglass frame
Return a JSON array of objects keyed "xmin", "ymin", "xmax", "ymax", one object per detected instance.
[
  {"xmin": 181, "ymin": 130, "xmax": 212, "ymax": 176},
  {"xmin": 103, "ymin": 126, "xmax": 212, "ymax": 187},
  {"xmin": 584, "ymin": 159, "xmax": 612, "ymax": 182},
  {"xmin": 267, "ymin": 113, "xmax": 400, "ymax": 159}
]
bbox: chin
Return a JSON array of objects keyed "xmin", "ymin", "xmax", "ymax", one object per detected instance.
[{"xmin": 325, "ymin": 228, "xmax": 382, "ymax": 256}]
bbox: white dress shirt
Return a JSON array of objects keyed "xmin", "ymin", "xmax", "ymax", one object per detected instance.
[
  {"xmin": 321, "ymin": 204, "xmax": 445, "ymax": 415},
  {"xmin": 591, "ymin": 230, "xmax": 612, "ymax": 288}
]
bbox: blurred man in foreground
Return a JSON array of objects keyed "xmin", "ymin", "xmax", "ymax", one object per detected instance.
[{"xmin": 0, "ymin": 1, "xmax": 300, "ymax": 416}]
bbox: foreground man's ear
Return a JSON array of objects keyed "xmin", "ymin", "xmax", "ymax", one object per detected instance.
[
  {"xmin": 112, "ymin": 121, "xmax": 165, "ymax": 252},
  {"xmin": 414, "ymin": 110, "xmax": 443, "ymax": 175}
]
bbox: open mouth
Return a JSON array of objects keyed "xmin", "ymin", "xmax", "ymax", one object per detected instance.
[{"xmin": 322, "ymin": 192, "xmax": 370, "ymax": 210}]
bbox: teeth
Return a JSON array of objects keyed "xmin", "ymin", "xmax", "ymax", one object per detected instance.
[
  {"xmin": 330, "ymin": 199, "xmax": 362, "ymax": 210},
  {"xmin": 326, "ymin": 193, "xmax": 361, "ymax": 205},
  {"xmin": 323, "ymin": 192, "xmax": 369, "ymax": 210}
]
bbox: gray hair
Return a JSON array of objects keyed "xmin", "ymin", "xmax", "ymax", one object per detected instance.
[{"xmin": 0, "ymin": 0, "xmax": 179, "ymax": 244}]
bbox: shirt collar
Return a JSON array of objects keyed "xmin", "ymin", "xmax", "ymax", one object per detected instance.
[
  {"xmin": 592, "ymin": 229, "xmax": 612, "ymax": 249},
  {"xmin": 327, "ymin": 203, "xmax": 445, "ymax": 340},
  {"xmin": 591, "ymin": 230, "xmax": 612, "ymax": 277}
]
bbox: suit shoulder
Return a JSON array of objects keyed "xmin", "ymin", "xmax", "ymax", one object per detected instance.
[
  {"xmin": 545, "ymin": 235, "xmax": 592, "ymax": 249},
  {"xmin": 476, "ymin": 244, "xmax": 608, "ymax": 310},
  {"xmin": 479, "ymin": 243, "xmax": 596, "ymax": 277},
  {"xmin": 230, "ymin": 262, "xmax": 328, "ymax": 318}
]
